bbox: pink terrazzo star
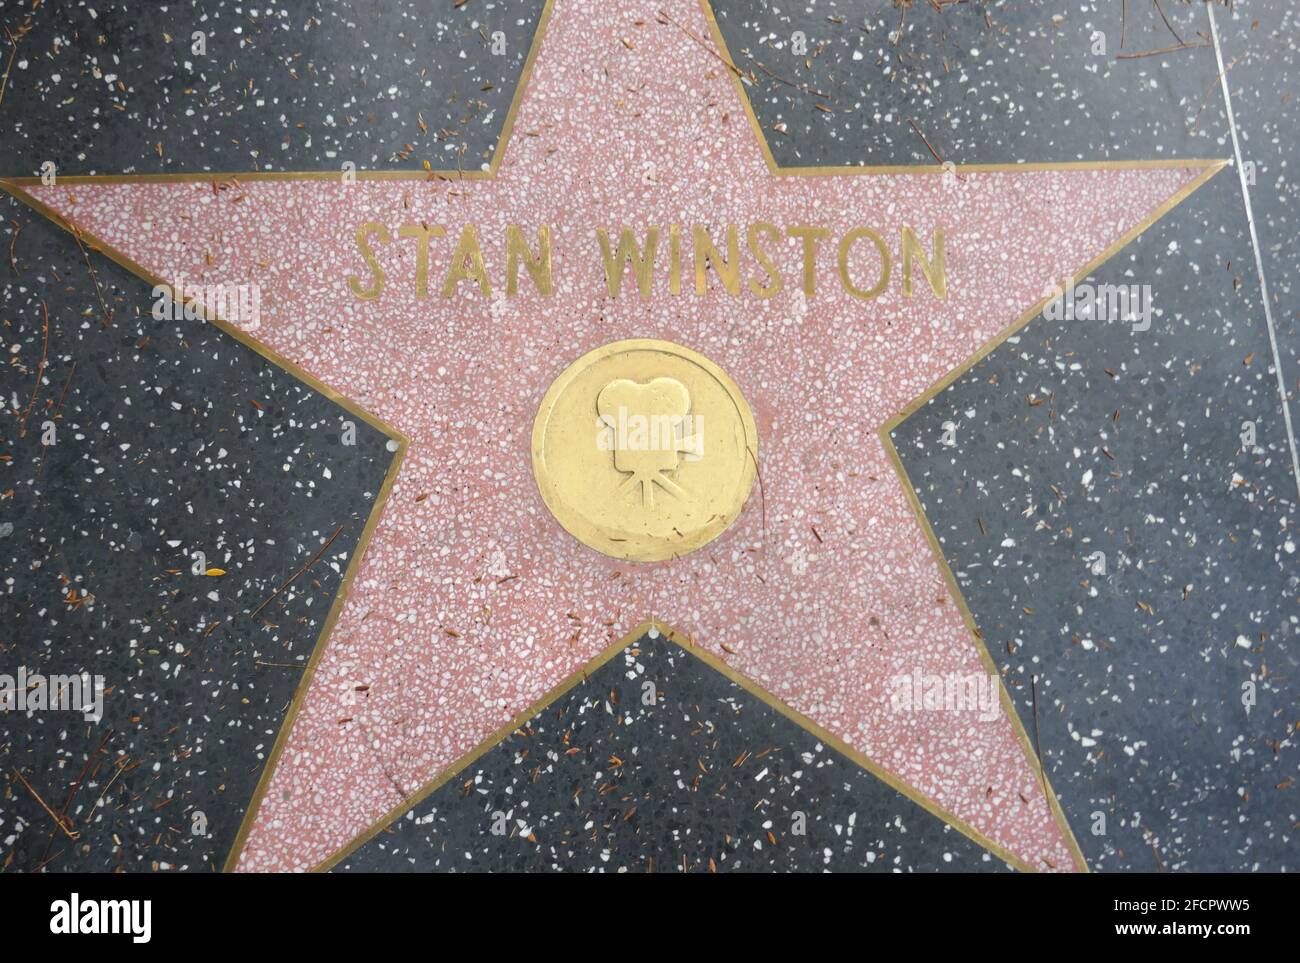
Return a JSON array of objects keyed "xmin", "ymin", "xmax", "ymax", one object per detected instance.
[{"xmin": 10, "ymin": 0, "xmax": 1219, "ymax": 872}]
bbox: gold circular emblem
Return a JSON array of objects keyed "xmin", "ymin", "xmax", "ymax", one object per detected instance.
[{"xmin": 531, "ymin": 339, "xmax": 759, "ymax": 562}]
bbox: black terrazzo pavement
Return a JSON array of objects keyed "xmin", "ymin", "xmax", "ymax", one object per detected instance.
[
  {"xmin": 709, "ymin": 0, "xmax": 1228, "ymax": 166},
  {"xmin": 891, "ymin": 167, "xmax": 1298, "ymax": 872},
  {"xmin": 1211, "ymin": 1, "xmax": 1300, "ymax": 463},
  {"xmin": 336, "ymin": 633, "xmax": 1008, "ymax": 873},
  {"xmin": 0, "ymin": 0, "xmax": 548, "ymax": 175},
  {"xmin": 0, "ymin": 209, "xmax": 395, "ymax": 871}
]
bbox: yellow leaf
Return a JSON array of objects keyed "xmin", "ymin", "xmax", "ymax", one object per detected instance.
[{"xmin": 203, "ymin": 568, "xmax": 226, "ymax": 577}]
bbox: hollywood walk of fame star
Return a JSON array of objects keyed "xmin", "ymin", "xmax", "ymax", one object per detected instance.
[{"xmin": 2, "ymin": 0, "xmax": 1224, "ymax": 872}]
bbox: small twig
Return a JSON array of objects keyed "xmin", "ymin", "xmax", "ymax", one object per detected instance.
[
  {"xmin": 1144, "ymin": 829, "xmax": 1166, "ymax": 872},
  {"xmin": 41, "ymin": 731, "xmax": 109, "ymax": 865},
  {"xmin": 892, "ymin": 3, "xmax": 907, "ymax": 45},
  {"xmin": 1188, "ymin": 53, "xmax": 1240, "ymax": 133},
  {"xmin": 656, "ymin": 8, "xmax": 741, "ymax": 78},
  {"xmin": 13, "ymin": 769, "xmax": 80, "ymax": 840},
  {"xmin": 57, "ymin": 738, "xmax": 104, "ymax": 824},
  {"xmin": 31, "ymin": 848, "xmax": 65, "ymax": 871},
  {"xmin": 8, "ymin": 218, "xmax": 22, "ymax": 275},
  {"xmin": 745, "ymin": 56, "xmax": 830, "ymax": 100},
  {"xmin": 70, "ymin": 228, "xmax": 114, "ymax": 328},
  {"xmin": 1029, "ymin": 673, "xmax": 1052, "ymax": 835},
  {"xmin": 250, "ymin": 525, "xmax": 344, "ymax": 619},
  {"xmin": 746, "ymin": 446, "xmax": 766, "ymax": 549},
  {"xmin": 908, "ymin": 117, "xmax": 965, "ymax": 180},
  {"xmin": 17, "ymin": 299, "xmax": 49, "ymax": 438},
  {"xmin": 85, "ymin": 760, "xmax": 127, "ymax": 825},
  {"xmin": 0, "ymin": 24, "xmax": 20, "ymax": 111},
  {"xmin": 1151, "ymin": 0, "xmax": 1184, "ymax": 46},
  {"xmin": 51, "ymin": 360, "xmax": 76, "ymax": 421},
  {"xmin": 355, "ymin": 721, "xmax": 411, "ymax": 802},
  {"xmin": 1115, "ymin": 40, "xmax": 1210, "ymax": 60},
  {"xmin": 908, "ymin": 117, "xmax": 947, "ymax": 165}
]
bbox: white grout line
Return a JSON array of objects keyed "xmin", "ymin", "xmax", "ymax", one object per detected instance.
[{"xmin": 1207, "ymin": 4, "xmax": 1300, "ymax": 504}]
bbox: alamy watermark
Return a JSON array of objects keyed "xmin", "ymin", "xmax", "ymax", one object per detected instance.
[
  {"xmin": 1, "ymin": 668, "xmax": 105, "ymax": 722},
  {"xmin": 50, "ymin": 894, "xmax": 151, "ymax": 943},
  {"xmin": 595, "ymin": 407, "xmax": 704, "ymax": 458},
  {"xmin": 890, "ymin": 667, "xmax": 1001, "ymax": 722},
  {"xmin": 151, "ymin": 276, "xmax": 261, "ymax": 329},
  {"xmin": 1043, "ymin": 278, "xmax": 1153, "ymax": 332}
]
